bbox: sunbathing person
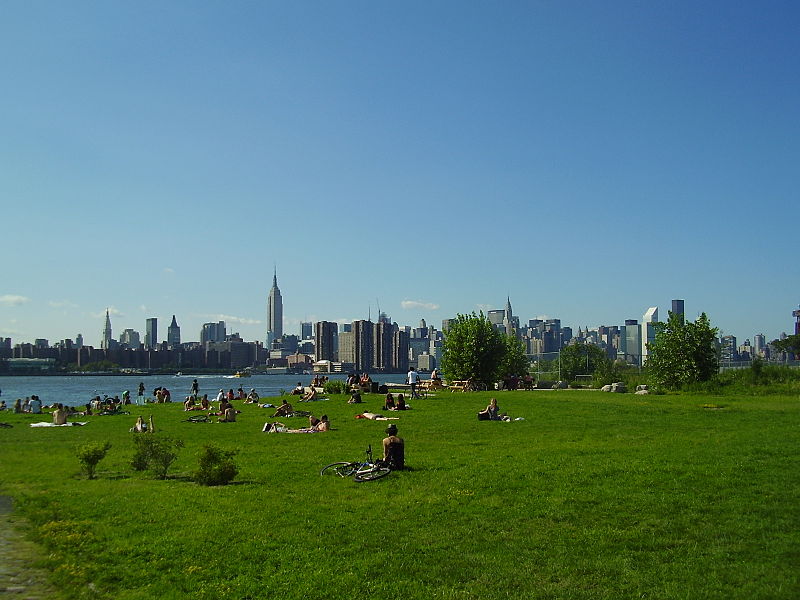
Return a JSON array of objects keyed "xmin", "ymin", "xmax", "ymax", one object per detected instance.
[
  {"xmin": 300, "ymin": 387, "xmax": 318, "ymax": 402},
  {"xmin": 272, "ymin": 399, "xmax": 294, "ymax": 418},
  {"xmin": 263, "ymin": 414, "xmax": 330, "ymax": 433},
  {"xmin": 218, "ymin": 405, "xmax": 237, "ymax": 423},
  {"xmin": 291, "ymin": 382, "xmax": 304, "ymax": 395},
  {"xmin": 52, "ymin": 404, "xmax": 68, "ymax": 425},
  {"xmin": 184, "ymin": 396, "xmax": 196, "ymax": 411},
  {"xmin": 355, "ymin": 412, "xmax": 399, "ymax": 421},
  {"xmin": 245, "ymin": 389, "xmax": 260, "ymax": 403},
  {"xmin": 478, "ymin": 398, "xmax": 510, "ymax": 421}
]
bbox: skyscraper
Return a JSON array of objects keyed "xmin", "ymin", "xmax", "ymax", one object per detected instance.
[
  {"xmin": 671, "ymin": 299, "xmax": 685, "ymax": 323},
  {"xmin": 641, "ymin": 307, "xmax": 659, "ymax": 363},
  {"xmin": 267, "ymin": 267, "xmax": 283, "ymax": 346},
  {"xmin": 145, "ymin": 318, "xmax": 158, "ymax": 350},
  {"xmin": 101, "ymin": 309, "xmax": 113, "ymax": 350},
  {"xmin": 315, "ymin": 321, "xmax": 338, "ymax": 362},
  {"xmin": 167, "ymin": 315, "xmax": 181, "ymax": 347}
]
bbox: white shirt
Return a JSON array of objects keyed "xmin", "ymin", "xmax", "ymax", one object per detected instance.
[{"xmin": 407, "ymin": 370, "xmax": 420, "ymax": 384}]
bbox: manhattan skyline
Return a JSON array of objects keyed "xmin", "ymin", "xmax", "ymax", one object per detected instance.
[{"xmin": 2, "ymin": 2, "xmax": 798, "ymax": 346}]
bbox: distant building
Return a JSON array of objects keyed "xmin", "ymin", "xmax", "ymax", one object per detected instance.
[
  {"xmin": 671, "ymin": 299, "xmax": 685, "ymax": 322},
  {"xmin": 794, "ymin": 304, "xmax": 800, "ymax": 335},
  {"xmin": 120, "ymin": 329, "xmax": 140, "ymax": 348},
  {"xmin": 145, "ymin": 318, "xmax": 158, "ymax": 350},
  {"xmin": 266, "ymin": 267, "xmax": 283, "ymax": 347},
  {"xmin": 641, "ymin": 307, "xmax": 658, "ymax": 364},
  {"xmin": 720, "ymin": 335, "xmax": 738, "ymax": 363},
  {"xmin": 101, "ymin": 309, "xmax": 113, "ymax": 350},
  {"xmin": 167, "ymin": 315, "xmax": 181, "ymax": 347},
  {"xmin": 75, "ymin": 334, "xmax": 84, "ymax": 349},
  {"xmin": 622, "ymin": 319, "xmax": 641, "ymax": 365},
  {"xmin": 300, "ymin": 321, "xmax": 313, "ymax": 340},
  {"xmin": 315, "ymin": 321, "xmax": 338, "ymax": 362},
  {"xmin": 201, "ymin": 321, "xmax": 226, "ymax": 344}
]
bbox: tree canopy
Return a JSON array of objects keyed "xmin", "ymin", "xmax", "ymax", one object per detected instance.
[
  {"xmin": 646, "ymin": 311, "xmax": 719, "ymax": 390},
  {"xmin": 440, "ymin": 312, "xmax": 529, "ymax": 385},
  {"xmin": 771, "ymin": 334, "xmax": 800, "ymax": 357},
  {"xmin": 559, "ymin": 342, "xmax": 614, "ymax": 384}
]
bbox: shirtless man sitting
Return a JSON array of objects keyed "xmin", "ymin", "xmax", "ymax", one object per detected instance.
[{"xmin": 272, "ymin": 399, "xmax": 294, "ymax": 418}]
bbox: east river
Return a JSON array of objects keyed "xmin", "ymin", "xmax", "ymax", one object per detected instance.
[{"xmin": 0, "ymin": 373, "xmax": 409, "ymax": 407}]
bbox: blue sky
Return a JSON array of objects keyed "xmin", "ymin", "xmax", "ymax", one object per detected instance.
[{"xmin": 2, "ymin": 1, "xmax": 798, "ymax": 346}]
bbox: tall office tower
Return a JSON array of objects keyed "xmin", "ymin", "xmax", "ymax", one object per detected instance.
[
  {"xmin": 753, "ymin": 333, "xmax": 766, "ymax": 357},
  {"xmin": 641, "ymin": 307, "xmax": 659, "ymax": 364},
  {"xmin": 352, "ymin": 320, "xmax": 374, "ymax": 373},
  {"xmin": 392, "ymin": 328, "xmax": 410, "ymax": 372},
  {"xmin": 720, "ymin": 335, "xmax": 738, "ymax": 363},
  {"xmin": 76, "ymin": 334, "xmax": 84, "ymax": 348},
  {"xmin": 487, "ymin": 310, "xmax": 505, "ymax": 327},
  {"xmin": 622, "ymin": 319, "xmax": 641, "ymax": 365},
  {"xmin": 145, "ymin": 318, "xmax": 158, "ymax": 349},
  {"xmin": 300, "ymin": 322, "xmax": 313, "ymax": 340},
  {"xmin": 120, "ymin": 329, "xmax": 140, "ymax": 348},
  {"xmin": 315, "ymin": 321, "xmax": 338, "ymax": 361},
  {"xmin": 266, "ymin": 267, "xmax": 283, "ymax": 346},
  {"xmin": 101, "ymin": 309, "xmax": 113, "ymax": 350},
  {"xmin": 373, "ymin": 321, "xmax": 395, "ymax": 372},
  {"xmin": 167, "ymin": 315, "xmax": 181, "ymax": 347},
  {"xmin": 339, "ymin": 330, "xmax": 355, "ymax": 365},
  {"xmin": 671, "ymin": 299, "xmax": 685, "ymax": 323},
  {"xmin": 201, "ymin": 321, "xmax": 226, "ymax": 344}
]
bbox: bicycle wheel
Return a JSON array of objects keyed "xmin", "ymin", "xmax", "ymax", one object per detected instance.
[
  {"xmin": 354, "ymin": 466, "xmax": 391, "ymax": 482},
  {"xmin": 320, "ymin": 462, "xmax": 358, "ymax": 477}
]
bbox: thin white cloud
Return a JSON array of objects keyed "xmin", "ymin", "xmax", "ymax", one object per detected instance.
[
  {"xmin": 401, "ymin": 299, "xmax": 440, "ymax": 311},
  {"xmin": 139, "ymin": 305, "xmax": 148, "ymax": 312},
  {"xmin": 163, "ymin": 267, "xmax": 175, "ymax": 275},
  {"xmin": 198, "ymin": 313, "xmax": 262, "ymax": 326},
  {"xmin": 90, "ymin": 306, "xmax": 124, "ymax": 319},
  {"xmin": 49, "ymin": 300, "xmax": 78, "ymax": 309},
  {"xmin": 476, "ymin": 304, "xmax": 493, "ymax": 312},
  {"xmin": 0, "ymin": 294, "xmax": 30, "ymax": 306}
]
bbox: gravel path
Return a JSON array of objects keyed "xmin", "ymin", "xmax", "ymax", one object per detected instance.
[{"xmin": 0, "ymin": 496, "xmax": 62, "ymax": 599}]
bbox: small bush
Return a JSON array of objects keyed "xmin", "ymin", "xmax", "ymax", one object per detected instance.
[
  {"xmin": 323, "ymin": 379, "xmax": 348, "ymax": 395},
  {"xmin": 194, "ymin": 444, "xmax": 239, "ymax": 486},
  {"xmin": 76, "ymin": 442, "xmax": 112, "ymax": 480},
  {"xmin": 130, "ymin": 435, "xmax": 184, "ymax": 479}
]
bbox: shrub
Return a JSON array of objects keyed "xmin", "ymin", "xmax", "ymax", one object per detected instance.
[
  {"xmin": 323, "ymin": 379, "xmax": 348, "ymax": 395},
  {"xmin": 76, "ymin": 442, "xmax": 112, "ymax": 480},
  {"xmin": 130, "ymin": 435, "xmax": 184, "ymax": 479},
  {"xmin": 194, "ymin": 444, "xmax": 239, "ymax": 486}
]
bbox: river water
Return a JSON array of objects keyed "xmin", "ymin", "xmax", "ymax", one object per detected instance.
[{"xmin": 0, "ymin": 373, "xmax": 408, "ymax": 408}]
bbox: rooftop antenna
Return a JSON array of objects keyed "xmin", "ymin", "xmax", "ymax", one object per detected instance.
[{"xmin": 377, "ymin": 298, "xmax": 381, "ymax": 321}]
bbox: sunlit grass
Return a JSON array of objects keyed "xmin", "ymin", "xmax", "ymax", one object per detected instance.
[{"xmin": 1, "ymin": 389, "xmax": 798, "ymax": 599}]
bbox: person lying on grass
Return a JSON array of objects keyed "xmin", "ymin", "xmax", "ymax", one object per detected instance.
[
  {"xmin": 263, "ymin": 414, "xmax": 330, "ymax": 433},
  {"xmin": 355, "ymin": 412, "xmax": 399, "ymax": 421}
]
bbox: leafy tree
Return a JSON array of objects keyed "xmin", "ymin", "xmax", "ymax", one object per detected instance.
[
  {"xmin": 771, "ymin": 334, "xmax": 800, "ymax": 357},
  {"xmin": 646, "ymin": 311, "xmax": 719, "ymax": 390},
  {"xmin": 498, "ymin": 334, "xmax": 530, "ymax": 378},
  {"xmin": 441, "ymin": 312, "xmax": 505, "ymax": 386},
  {"xmin": 559, "ymin": 343, "xmax": 611, "ymax": 383}
]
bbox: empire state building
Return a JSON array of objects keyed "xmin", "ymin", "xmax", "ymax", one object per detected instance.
[{"xmin": 266, "ymin": 267, "xmax": 283, "ymax": 347}]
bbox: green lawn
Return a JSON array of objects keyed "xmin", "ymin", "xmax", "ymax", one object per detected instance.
[{"xmin": 1, "ymin": 390, "xmax": 798, "ymax": 599}]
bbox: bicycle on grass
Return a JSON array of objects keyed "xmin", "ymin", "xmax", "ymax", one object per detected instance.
[{"xmin": 320, "ymin": 444, "xmax": 391, "ymax": 482}]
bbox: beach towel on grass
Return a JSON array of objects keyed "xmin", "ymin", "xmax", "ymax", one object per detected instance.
[{"xmin": 30, "ymin": 422, "xmax": 88, "ymax": 427}]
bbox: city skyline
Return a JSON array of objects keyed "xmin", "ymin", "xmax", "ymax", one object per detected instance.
[{"xmin": 2, "ymin": 2, "xmax": 798, "ymax": 346}]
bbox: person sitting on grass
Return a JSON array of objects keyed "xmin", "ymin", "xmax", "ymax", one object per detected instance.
[
  {"xmin": 394, "ymin": 394, "xmax": 408, "ymax": 411},
  {"xmin": 184, "ymin": 396, "xmax": 196, "ymax": 411},
  {"xmin": 382, "ymin": 424, "xmax": 405, "ymax": 470},
  {"xmin": 300, "ymin": 386, "xmax": 318, "ymax": 402},
  {"xmin": 383, "ymin": 393, "xmax": 395, "ymax": 411},
  {"xmin": 245, "ymin": 389, "xmax": 260, "ymax": 403},
  {"xmin": 52, "ymin": 403, "xmax": 68, "ymax": 425},
  {"xmin": 272, "ymin": 399, "xmax": 294, "ymax": 418},
  {"xmin": 218, "ymin": 404, "xmax": 237, "ymax": 423},
  {"xmin": 291, "ymin": 382, "xmax": 304, "ymax": 395},
  {"xmin": 209, "ymin": 399, "xmax": 232, "ymax": 418},
  {"xmin": 478, "ymin": 398, "xmax": 510, "ymax": 421},
  {"xmin": 348, "ymin": 391, "xmax": 362, "ymax": 404}
]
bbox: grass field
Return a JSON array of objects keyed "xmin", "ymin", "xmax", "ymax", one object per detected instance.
[{"xmin": 1, "ymin": 389, "xmax": 798, "ymax": 599}]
